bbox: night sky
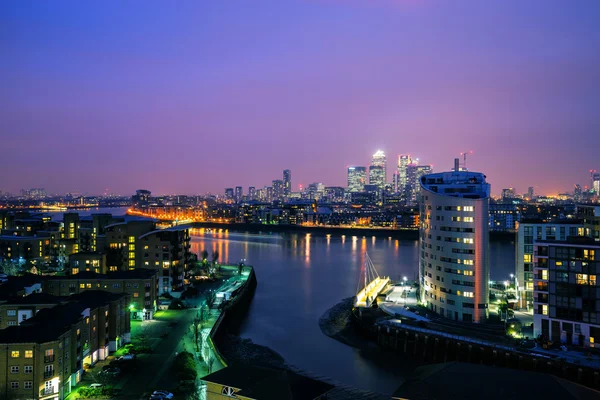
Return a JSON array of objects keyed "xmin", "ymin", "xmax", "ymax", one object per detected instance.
[{"xmin": 2, "ymin": 0, "xmax": 599, "ymax": 196}]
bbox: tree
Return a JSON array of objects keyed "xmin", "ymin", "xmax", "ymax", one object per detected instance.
[
  {"xmin": 0, "ymin": 260, "xmax": 21, "ymax": 276},
  {"xmin": 211, "ymin": 250, "xmax": 219, "ymax": 265},
  {"xmin": 201, "ymin": 250, "xmax": 209, "ymax": 266},
  {"xmin": 206, "ymin": 355, "xmax": 215, "ymax": 374},
  {"xmin": 134, "ymin": 327, "xmax": 151, "ymax": 349},
  {"xmin": 193, "ymin": 312, "xmax": 203, "ymax": 353}
]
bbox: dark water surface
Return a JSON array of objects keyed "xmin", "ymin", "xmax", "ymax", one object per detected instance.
[{"xmin": 191, "ymin": 231, "xmax": 515, "ymax": 394}]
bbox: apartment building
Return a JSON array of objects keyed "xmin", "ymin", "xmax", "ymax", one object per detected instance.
[
  {"xmin": 67, "ymin": 252, "xmax": 107, "ymax": 275},
  {"xmin": 533, "ymin": 238, "xmax": 600, "ymax": 347},
  {"xmin": 42, "ymin": 269, "xmax": 159, "ymax": 320},
  {"xmin": 515, "ymin": 219, "xmax": 584, "ymax": 309},
  {"xmin": 0, "ymin": 291, "xmax": 130, "ymax": 400}
]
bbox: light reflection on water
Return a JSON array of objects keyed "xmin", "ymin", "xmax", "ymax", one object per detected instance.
[{"xmin": 190, "ymin": 231, "xmax": 515, "ymax": 393}]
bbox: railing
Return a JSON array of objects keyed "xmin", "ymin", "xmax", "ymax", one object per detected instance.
[{"xmin": 40, "ymin": 387, "xmax": 57, "ymax": 396}]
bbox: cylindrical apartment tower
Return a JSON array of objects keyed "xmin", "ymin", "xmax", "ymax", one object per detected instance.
[{"xmin": 418, "ymin": 171, "xmax": 490, "ymax": 323}]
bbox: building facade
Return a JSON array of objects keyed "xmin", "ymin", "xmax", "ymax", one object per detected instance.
[
  {"xmin": 419, "ymin": 170, "xmax": 490, "ymax": 323},
  {"xmin": 533, "ymin": 239, "xmax": 600, "ymax": 347},
  {"xmin": 347, "ymin": 166, "xmax": 367, "ymax": 193},
  {"xmin": 283, "ymin": 169, "xmax": 292, "ymax": 196},
  {"xmin": 515, "ymin": 220, "xmax": 584, "ymax": 309}
]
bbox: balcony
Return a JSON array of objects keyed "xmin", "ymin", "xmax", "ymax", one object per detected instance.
[
  {"xmin": 41, "ymin": 387, "xmax": 57, "ymax": 396},
  {"xmin": 44, "ymin": 355, "xmax": 55, "ymax": 363}
]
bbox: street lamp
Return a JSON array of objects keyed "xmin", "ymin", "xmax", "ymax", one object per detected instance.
[{"xmin": 402, "ymin": 277, "xmax": 408, "ymax": 305}]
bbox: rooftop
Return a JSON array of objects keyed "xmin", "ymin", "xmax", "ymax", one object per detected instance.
[
  {"xmin": 202, "ymin": 365, "xmax": 334, "ymax": 400},
  {"xmin": 43, "ymin": 268, "xmax": 158, "ymax": 281}
]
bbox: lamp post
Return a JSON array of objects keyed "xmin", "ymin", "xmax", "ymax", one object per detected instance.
[{"xmin": 402, "ymin": 276, "xmax": 408, "ymax": 305}]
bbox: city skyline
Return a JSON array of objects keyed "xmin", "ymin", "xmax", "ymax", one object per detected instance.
[{"xmin": 2, "ymin": 1, "xmax": 600, "ymax": 195}]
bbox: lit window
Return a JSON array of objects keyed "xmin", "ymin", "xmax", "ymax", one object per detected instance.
[
  {"xmin": 133, "ymin": 293, "xmax": 139, "ymax": 298},
  {"xmin": 79, "ymin": 283, "xmax": 85, "ymax": 289},
  {"xmin": 72, "ymin": 268, "xmax": 79, "ymax": 275},
  {"xmin": 577, "ymin": 274, "xmax": 589, "ymax": 285},
  {"xmin": 591, "ymin": 275, "xmax": 597, "ymax": 286},
  {"xmin": 524, "ymin": 254, "xmax": 532, "ymax": 263},
  {"xmin": 463, "ymin": 217, "xmax": 474, "ymax": 222},
  {"xmin": 11, "ymin": 351, "xmax": 19, "ymax": 358},
  {"xmin": 463, "ymin": 292, "xmax": 474, "ymax": 298},
  {"xmin": 86, "ymin": 283, "xmax": 92, "ymax": 289},
  {"xmin": 542, "ymin": 304, "xmax": 548, "ymax": 315},
  {"xmin": 25, "ymin": 350, "xmax": 33, "ymax": 358},
  {"xmin": 541, "ymin": 270, "xmax": 548, "ymax": 280},
  {"xmin": 464, "ymin": 260, "xmax": 474, "ymax": 266},
  {"xmin": 129, "ymin": 236, "xmax": 135, "ymax": 243},
  {"xmin": 463, "ymin": 238, "xmax": 473, "ymax": 244}
]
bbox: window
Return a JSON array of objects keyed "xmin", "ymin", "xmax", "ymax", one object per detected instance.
[
  {"xmin": 24, "ymin": 366, "xmax": 33, "ymax": 374},
  {"xmin": 24, "ymin": 381, "xmax": 33, "ymax": 389},
  {"xmin": 463, "ymin": 238, "xmax": 473, "ymax": 244},
  {"xmin": 133, "ymin": 293, "xmax": 139, "ymax": 298},
  {"xmin": 591, "ymin": 275, "xmax": 597, "ymax": 286},
  {"xmin": 86, "ymin": 283, "xmax": 92, "ymax": 289},
  {"xmin": 542, "ymin": 304, "xmax": 548, "ymax": 315},
  {"xmin": 463, "ymin": 217, "xmax": 474, "ymax": 222},
  {"xmin": 463, "ymin": 292, "xmax": 474, "ymax": 298},
  {"xmin": 72, "ymin": 268, "xmax": 79, "ymax": 275},
  {"xmin": 79, "ymin": 283, "xmax": 85, "ymax": 289},
  {"xmin": 11, "ymin": 351, "xmax": 19, "ymax": 358},
  {"xmin": 11, "ymin": 366, "xmax": 19, "ymax": 373},
  {"xmin": 25, "ymin": 350, "xmax": 33, "ymax": 358},
  {"xmin": 129, "ymin": 236, "xmax": 135, "ymax": 243},
  {"xmin": 463, "ymin": 206, "xmax": 474, "ymax": 212},
  {"xmin": 113, "ymin": 284, "xmax": 120, "ymax": 289},
  {"xmin": 524, "ymin": 254, "xmax": 532, "ymax": 263},
  {"xmin": 541, "ymin": 270, "xmax": 548, "ymax": 280},
  {"xmin": 7, "ymin": 310, "xmax": 16, "ymax": 316},
  {"xmin": 10, "ymin": 382, "xmax": 18, "ymax": 390},
  {"xmin": 577, "ymin": 274, "xmax": 589, "ymax": 285},
  {"xmin": 463, "ymin": 260, "xmax": 474, "ymax": 266}
]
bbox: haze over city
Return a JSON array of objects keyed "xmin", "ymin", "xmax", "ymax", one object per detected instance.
[{"xmin": 2, "ymin": 0, "xmax": 600, "ymax": 195}]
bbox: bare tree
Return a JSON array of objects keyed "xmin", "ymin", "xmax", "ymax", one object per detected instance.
[{"xmin": 206, "ymin": 355, "xmax": 215, "ymax": 374}]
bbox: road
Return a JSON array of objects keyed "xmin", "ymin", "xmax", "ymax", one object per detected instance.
[{"xmin": 117, "ymin": 308, "xmax": 198, "ymax": 400}]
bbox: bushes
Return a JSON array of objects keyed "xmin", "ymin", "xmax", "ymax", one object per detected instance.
[
  {"xmin": 78, "ymin": 386, "xmax": 114, "ymax": 399},
  {"xmin": 172, "ymin": 351, "xmax": 197, "ymax": 381}
]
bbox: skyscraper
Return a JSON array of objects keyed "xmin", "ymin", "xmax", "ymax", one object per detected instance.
[
  {"xmin": 593, "ymin": 172, "xmax": 600, "ymax": 195},
  {"xmin": 369, "ymin": 166, "xmax": 385, "ymax": 189},
  {"xmin": 397, "ymin": 155, "xmax": 412, "ymax": 189},
  {"xmin": 574, "ymin": 184, "xmax": 583, "ymax": 202},
  {"xmin": 419, "ymin": 166, "xmax": 491, "ymax": 323},
  {"xmin": 406, "ymin": 164, "xmax": 432, "ymax": 203},
  {"xmin": 371, "ymin": 150, "xmax": 386, "ymax": 183},
  {"xmin": 234, "ymin": 186, "xmax": 243, "ymax": 203},
  {"xmin": 224, "ymin": 188, "xmax": 234, "ymax": 200},
  {"xmin": 527, "ymin": 186, "xmax": 534, "ymax": 200},
  {"xmin": 272, "ymin": 180, "xmax": 284, "ymax": 200},
  {"xmin": 347, "ymin": 166, "xmax": 367, "ymax": 193},
  {"xmin": 248, "ymin": 186, "xmax": 256, "ymax": 201},
  {"xmin": 283, "ymin": 169, "xmax": 292, "ymax": 196}
]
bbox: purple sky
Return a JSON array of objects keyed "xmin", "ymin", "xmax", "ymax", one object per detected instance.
[{"xmin": 1, "ymin": 0, "xmax": 599, "ymax": 196}]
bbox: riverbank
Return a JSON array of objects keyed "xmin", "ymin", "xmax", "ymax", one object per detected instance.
[{"xmin": 192, "ymin": 221, "xmax": 515, "ymax": 241}]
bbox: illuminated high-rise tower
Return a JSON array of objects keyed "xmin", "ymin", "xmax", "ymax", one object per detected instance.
[
  {"xmin": 370, "ymin": 150, "xmax": 386, "ymax": 188},
  {"xmin": 419, "ymin": 165, "xmax": 491, "ymax": 323},
  {"xmin": 398, "ymin": 154, "xmax": 412, "ymax": 192},
  {"xmin": 347, "ymin": 166, "xmax": 367, "ymax": 193},
  {"xmin": 283, "ymin": 169, "xmax": 292, "ymax": 196}
]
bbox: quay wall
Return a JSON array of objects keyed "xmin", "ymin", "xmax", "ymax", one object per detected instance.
[{"xmin": 377, "ymin": 322, "xmax": 600, "ymax": 390}]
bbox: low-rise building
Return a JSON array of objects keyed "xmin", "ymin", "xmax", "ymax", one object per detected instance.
[
  {"xmin": 0, "ymin": 293, "xmax": 63, "ymax": 329},
  {"xmin": 67, "ymin": 252, "xmax": 107, "ymax": 275},
  {"xmin": 42, "ymin": 269, "xmax": 159, "ymax": 320},
  {"xmin": 533, "ymin": 238, "xmax": 600, "ymax": 347},
  {"xmin": 0, "ymin": 291, "xmax": 130, "ymax": 400}
]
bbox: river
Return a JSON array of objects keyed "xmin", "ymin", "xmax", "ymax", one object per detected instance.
[{"xmin": 190, "ymin": 231, "xmax": 516, "ymax": 394}]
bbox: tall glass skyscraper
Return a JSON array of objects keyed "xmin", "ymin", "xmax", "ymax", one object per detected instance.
[
  {"xmin": 347, "ymin": 166, "xmax": 367, "ymax": 193},
  {"xmin": 419, "ymin": 168, "xmax": 490, "ymax": 323},
  {"xmin": 369, "ymin": 150, "xmax": 386, "ymax": 189},
  {"xmin": 283, "ymin": 169, "xmax": 292, "ymax": 196}
]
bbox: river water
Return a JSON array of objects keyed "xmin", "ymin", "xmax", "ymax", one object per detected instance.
[{"xmin": 190, "ymin": 231, "xmax": 516, "ymax": 394}]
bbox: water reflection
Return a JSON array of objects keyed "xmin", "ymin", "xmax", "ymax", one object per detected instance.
[{"xmin": 189, "ymin": 231, "xmax": 516, "ymax": 393}]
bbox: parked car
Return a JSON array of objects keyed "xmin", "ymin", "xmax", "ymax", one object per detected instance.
[
  {"xmin": 151, "ymin": 390, "xmax": 174, "ymax": 399},
  {"xmin": 89, "ymin": 383, "xmax": 104, "ymax": 388},
  {"xmin": 119, "ymin": 354, "xmax": 136, "ymax": 361},
  {"xmin": 100, "ymin": 367, "xmax": 121, "ymax": 376}
]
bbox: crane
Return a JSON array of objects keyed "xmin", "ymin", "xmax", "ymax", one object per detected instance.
[{"xmin": 459, "ymin": 151, "xmax": 473, "ymax": 171}]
